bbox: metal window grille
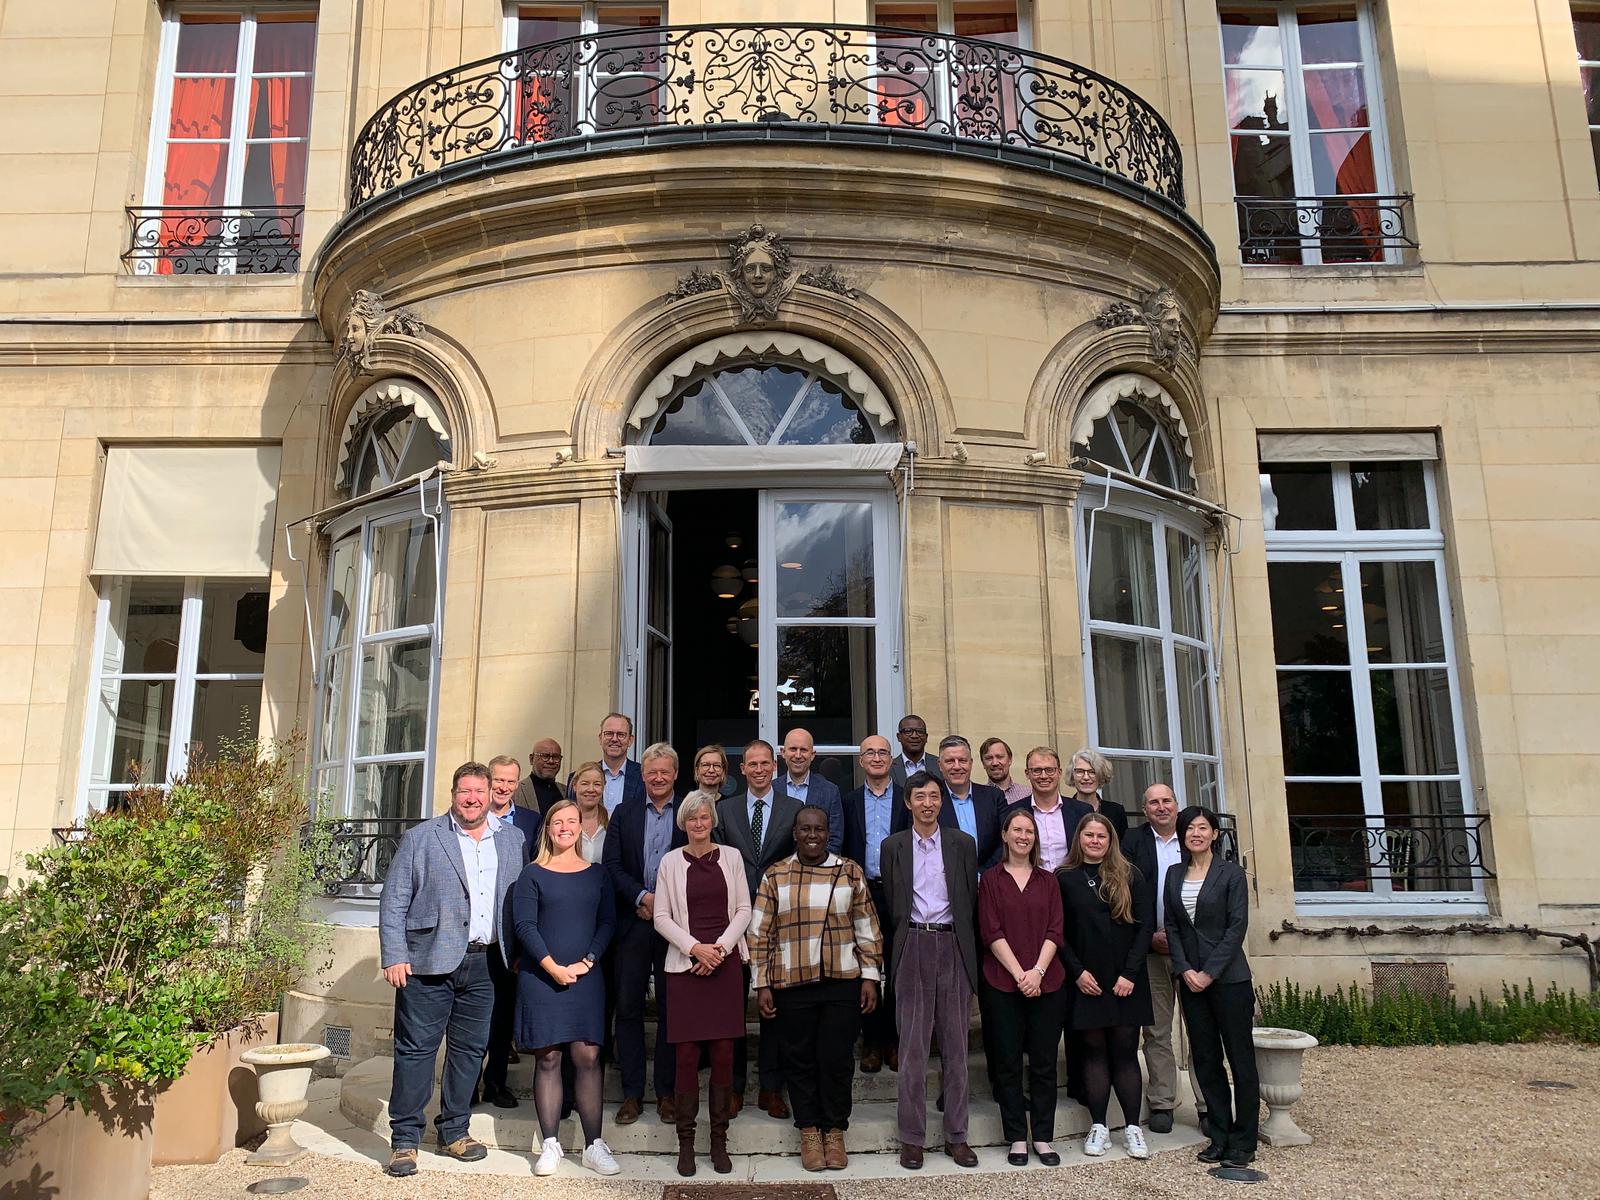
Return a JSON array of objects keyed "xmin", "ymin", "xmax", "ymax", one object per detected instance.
[{"xmin": 322, "ymin": 1024, "xmax": 354, "ymax": 1059}]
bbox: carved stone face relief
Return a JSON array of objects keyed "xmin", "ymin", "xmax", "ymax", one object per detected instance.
[
  {"xmin": 666, "ymin": 223, "xmax": 856, "ymax": 326},
  {"xmin": 337, "ymin": 288, "xmax": 424, "ymax": 375},
  {"xmin": 1094, "ymin": 286, "xmax": 1196, "ymax": 371}
]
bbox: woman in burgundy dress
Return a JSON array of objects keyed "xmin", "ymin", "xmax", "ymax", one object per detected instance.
[{"xmin": 654, "ymin": 789, "xmax": 752, "ymax": 1176}]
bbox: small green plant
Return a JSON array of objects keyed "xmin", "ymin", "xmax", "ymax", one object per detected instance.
[
  {"xmin": 1256, "ymin": 978, "xmax": 1600, "ymax": 1046},
  {"xmin": 0, "ymin": 737, "xmax": 333, "ymax": 1149}
]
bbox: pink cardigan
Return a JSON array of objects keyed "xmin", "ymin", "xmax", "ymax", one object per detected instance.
[{"xmin": 653, "ymin": 845, "xmax": 752, "ymax": 974}]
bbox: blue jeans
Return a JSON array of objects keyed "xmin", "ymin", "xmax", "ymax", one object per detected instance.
[{"xmin": 389, "ymin": 951, "xmax": 495, "ymax": 1149}]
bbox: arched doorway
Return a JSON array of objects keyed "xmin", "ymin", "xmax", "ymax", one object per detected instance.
[{"xmin": 620, "ymin": 338, "xmax": 904, "ymax": 789}]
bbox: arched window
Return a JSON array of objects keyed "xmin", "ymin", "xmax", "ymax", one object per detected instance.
[
  {"xmin": 646, "ymin": 361, "xmax": 883, "ymax": 446},
  {"xmin": 314, "ymin": 381, "xmax": 450, "ymax": 861},
  {"xmin": 1077, "ymin": 386, "xmax": 1221, "ymax": 810}
]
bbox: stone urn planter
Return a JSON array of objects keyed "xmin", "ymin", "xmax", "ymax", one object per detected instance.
[
  {"xmin": 239, "ymin": 1043, "xmax": 331, "ymax": 1166},
  {"xmin": 1252, "ymin": 1026, "xmax": 1318, "ymax": 1147}
]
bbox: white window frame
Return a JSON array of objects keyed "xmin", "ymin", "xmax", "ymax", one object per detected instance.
[
  {"xmin": 1577, "ymin": 8, "xmax": 1600, "ymax": 187},
  {"xmin": 77, "ymin": 575, "xmax": 268, "ymax": 816},
  {"xmin": 1263, "ymin": 460, "xmax": 1484, "ymax": 914},
  {"xmin": 310, "ymin": 484, "xmax": 446, "ymax": 828},
  {"xmin": 1078, "ymin": 484, "xmax": 1225, "ymax": 811},
  {"xmin": 502, "ymin": 1, "xmax": 666, "ymax": 139},
  {"xmin": 1220, "ymin": 1, "xmax": 1398, "ymax": 266}
]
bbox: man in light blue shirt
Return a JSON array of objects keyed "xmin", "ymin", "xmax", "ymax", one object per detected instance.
[
  {"xmin": 842, "ymin": 734, "xmax": 904, "ymax": 1072},
  {"xmin": 776, "ymin": 727, "xmax": 844, "ymax": 855},
  {"xmin": 596, "ymin": 712, "xmax": 643, "ymax": 812},
  {"xmin": 937, "ymin": 735, "xmax": 1005, "ymax": 870}
]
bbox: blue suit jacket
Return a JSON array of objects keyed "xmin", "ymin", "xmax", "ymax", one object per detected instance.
[
  {"xmin": 775, "ymin": 773, "xmax": 845, "ymax": 855},
  {"xmin": 602, "ymin": 794, "xmax": 687, "ymax": 936},
  {"xmin": 506, "ymin": 804, "xmax": 542, "ymax": 862},
  {"xmin": 940, "ymin": 780, "xmax": 1007, "ymax": 870},
  {"xmin": 841, "ymin": 782, "xmax": 908, "ymax": 875}
]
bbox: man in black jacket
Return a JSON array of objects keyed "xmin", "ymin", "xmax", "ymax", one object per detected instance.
[{"xmin": 841, "ymin": 733, "xmax": 905, "ymax": 1071}]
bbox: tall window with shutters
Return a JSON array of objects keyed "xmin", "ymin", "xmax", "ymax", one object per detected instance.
[{"xmin": 132, "ymin": 8, "xmax": 316, "ymax": 275}]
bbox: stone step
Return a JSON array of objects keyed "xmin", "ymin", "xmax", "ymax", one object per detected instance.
[{"xmin": 343, "ymin": 1055, "xmax": 1123, "ymax": 1156}]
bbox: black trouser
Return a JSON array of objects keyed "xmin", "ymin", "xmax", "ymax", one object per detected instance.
[
  {"xmin": 861, "ymin": 878, "xmax": 897, "ymax": 1053},
  {"xmin": 479, "ymin": 946, "xmax": 518, "ymax": 1094},
  {"xmin": 1180, "ymin": 979, "xmax": 1260, "ymax": 1156},
  {"xmin": 1064, "ymin": 1027, "xmax": 1087, "ymax": 1101},
  {"xmin": 981, "ymin": 980, "xmax": 1067, "ymax": 1143},
  {"xmin": 733, "ymin": 962, "xmax": 783, "ymax": 1094},
  {"xmin": 612, "ymin": 918, "xmax": 674, "ymax": 1101},
  {"xmin": 774, "ymin": 977, "xmax": 861, "ymax": 1132}
]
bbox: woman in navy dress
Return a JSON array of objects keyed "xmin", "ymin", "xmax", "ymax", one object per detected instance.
[{"xmin": 513, "ymin": 799, "xmax": 617, "ymax": 1176}]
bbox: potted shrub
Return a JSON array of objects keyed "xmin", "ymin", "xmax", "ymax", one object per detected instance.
[{"xmin": 0, "ymin": 738, "xmax": 332, "ymax": 1197}]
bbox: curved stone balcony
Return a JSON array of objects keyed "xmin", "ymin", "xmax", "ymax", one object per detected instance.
[{"xmin": 346, "ymin": 23, "xmax": 1189, "ymax": 224}]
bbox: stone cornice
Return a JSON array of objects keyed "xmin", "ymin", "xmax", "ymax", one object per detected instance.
[
  {"xmin": 906, "ymin": 461, "xmax": 1085, "ymax": 507},
  {"xmin": 1205, "ymin": 307, "xmax": 1600, "ymax": 355},
  {"xmin": 0, "ymin": 318, "xmax": 330, "ymax": 366},
  {"xmin": 442, "ymin": 460, "xmax": 620, "ymax": 509}
]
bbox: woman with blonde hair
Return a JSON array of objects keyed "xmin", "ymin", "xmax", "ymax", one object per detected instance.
[
  {"xmin": 653, "ymin": 789, "xmax": 752, "ymax": 1175},
  {"xmin": 512, "ymin": 799, "xmax": 619, "ymax": 1176},
  {"xmin": 1056, "ymin": 811, "xmax": 1154, "ymax": 1161},
  {"xmin": 1067, "ymin": 748, "xmax": 1128, "ymax": 841},
  {"xmin": 568, "ymin": 760, "xmax": 611, "ymax": 862}
]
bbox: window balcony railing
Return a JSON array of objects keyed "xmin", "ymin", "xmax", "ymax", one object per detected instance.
[
  {"xmin": 123, "ymin": 205, "xmax": 304, "ymax": 276},
  {"xmin": 1236, "ymin": 194, "xmax": 1416, "ymax": 266},
  {"xmin": 306, "ymin": 816, "xmax": 422, "ymax": 898},
  {"xmin": 1289, "ymin": 812, "xmax": 1492, "ymax": 895},
  {"xmin": 347, "ymin": 23, "xmax": 1186, "ymax": 216}
]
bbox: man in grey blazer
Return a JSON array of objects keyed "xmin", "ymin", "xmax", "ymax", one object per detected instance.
[
  {"xmin": 715, "ymin": 738, "xmax": 799, "ymax": 1118},
  {"xmin": 889, "ymin": 714, "xmax": 944, "ymax": 789},
  {"xmin": 880, "ymin": 771, "xmax": 980, "ymax": 1170},
  {"xmin": 378, "ymin": 762, "xmax": 530, "ymax": 1177}
]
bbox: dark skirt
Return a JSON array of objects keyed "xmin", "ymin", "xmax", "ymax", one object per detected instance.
[{"xmin": 665, "ymin": 849, "xmax": 746, "ymax": 1043}]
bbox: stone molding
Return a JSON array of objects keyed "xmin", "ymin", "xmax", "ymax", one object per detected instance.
[{"xmin": 1071, "ymin": 372, "xmax": 1194, "ymax": 461}]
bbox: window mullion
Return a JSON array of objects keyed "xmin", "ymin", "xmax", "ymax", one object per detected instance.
[
  {"xmin": 1152, "ymin": 515, "xmax": 1184, "ymax": 801},
  {"xmin": 1278, "ymin": 6, "xmax": 1322, "ymax": 265},
  {"xmin": 1341, "ymin": 551, "xmax": 1392, "ymax": 896},
  {"xmin": 144, "ymin": 12, "xmax": 184, "ymax": 207},
  {"xmin": 168, "ymin": 577, "xmax": 206, "ymax": 782},
  {"xmin": 341, "ymin": 518, "xmax": 375, "ymax": 794}
]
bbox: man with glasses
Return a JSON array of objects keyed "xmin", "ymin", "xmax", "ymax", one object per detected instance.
[
  {"xmin": 593, "ymin": 713, "xmax": 644, "ymax": 813},
  {"xmin": 1010, "ymin": 747, "xmax": 1093, "ymax": 873},
  {"xmin": 842, "ymin": 734, "xmax": 909, "ymax": 1072},
  {"xmin": 513, "ymin": 737, "xmax": 566, "ymax": 814},
  {"xmin": 776, "ymin": 727, "xmax": 845, "ymax": 856},
  {"xmin": 890, "ymin": 715, "xmax": 943, "ymax": 789}
]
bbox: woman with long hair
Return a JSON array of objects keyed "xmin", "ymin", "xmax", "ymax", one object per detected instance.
[
  {"xmin": 977, "ymin": 806, "xmax": 1067, "ymax": 1166},
  {"xmin": 1165, "ymin": 805, "xmax": 1258, "ymax": 1169},
  {"xmin": 568, "ymin": 760, "xmax": 611, "ymax": 863},
  {"xmin": 653, "ymin": 789, "xmax": 752, "ymax": 1175},
  {"xmin": 512, "ymin": 799, "xmax": 618, "ymax": 1176},
  {"xmin": 1056, "ymin": 811, "xmax": 1154, "ymax": 1161}
]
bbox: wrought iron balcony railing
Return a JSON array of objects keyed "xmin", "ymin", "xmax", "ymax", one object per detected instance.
[
  {"xmin": 306, "ymin": 816, "xmax": 422, "ymax": 897},
  {"xmin": 1236, "ymin": 194, "xmax": 1416, "ymax": 266},
  {"xmin": 347, "ymin": 23, "xmax": 1186, "ymax": 214},
  {"xmin": 123, "ymin": 205, "xmax": 304, "ymax": 276},
  {"xmin": 1289, "ymin": 812, "xmax": 1491, "ymax": 894}
]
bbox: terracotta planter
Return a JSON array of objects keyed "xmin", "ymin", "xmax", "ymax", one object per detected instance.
[
  {"xmin": 240, "ymin": 1043, "xmax": 331, "ymax": 1166},
  {"xmin": 0, "ymin": 1086, "xmax": 155, "ymax": 1200},
  {"xmin": 151, "ymin": 1012, "xmax": 280, "ymax": 1165},
  {"xmin": 1252, "ymin": 1026, "xmax": 1318, "ymax": 1147}
]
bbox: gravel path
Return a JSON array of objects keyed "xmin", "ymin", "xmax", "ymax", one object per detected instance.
[{"xmin": 152, "ymin": 1043, "xmax": 1599, "ymax": 1199}]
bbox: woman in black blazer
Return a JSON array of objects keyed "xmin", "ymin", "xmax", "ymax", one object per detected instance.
[{"xmin": 1164, "ymin": 805, "xmax": 1258, "ymax": 1169}]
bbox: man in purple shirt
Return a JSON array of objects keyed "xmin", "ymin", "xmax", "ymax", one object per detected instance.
[{"xmin": 878, "ymin": 773, "xmax": 980, "ymax": 1170}]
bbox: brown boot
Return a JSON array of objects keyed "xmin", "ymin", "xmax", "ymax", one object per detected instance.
[
  {"xmin": 823, "ymin": 1128, "xmax": 848, "ymax": 1170},
  {"xmin": 708, "ymin": 1083, "xmax": 735, "ymax": 1174},
  {"xmin": 674, "ymin": 1088, "xmax": 699, "ymax": 1177},
  {"xmin": 800, "ymin": 1127, "xmax": 826, "ymax": 1172}
]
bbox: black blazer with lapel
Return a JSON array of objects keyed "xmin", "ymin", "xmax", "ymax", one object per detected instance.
[
  {"xmin": 890, "ymin": 754, "xmax": 943, "ymax": 789},
  {"xmin": 1163, "ymin": 856, "xmax": 1251, "ymax": 986},
  {"xmin": 879, "ymin": 826, "xmax": 979, "ymax": 993},
  {"xmin": 1123, "ymin": 821, "xmax": 1156, "ymax": 880},
  {"xmin": 715, "ymin": 790, "xmax": 801, "ymax": 900},
  {"xmin": 506, "ymin": 804, "xmax": 543, "ymax": 863},
  {"xmin": 940, "ymin": 780, "xmax": 1007, "ymax": 869},
  {"xmin": 602, "ymin": 794, "xmax": 687, "ymax": 936},
  {"xmin": 841, "ymin": 782, "xmax": 908, "ymax": 873}
]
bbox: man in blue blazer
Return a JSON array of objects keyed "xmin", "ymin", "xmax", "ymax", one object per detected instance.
[
  {"xmin": 594, "ymin": 711, "xmax": 646, "ymax": 813},
  {"xmin": 841, "ymin": 733, "xmax": 909, "ymax": 1071},
  {"xmin": 935, "ymin": 735, "xmax": 1006, "ymax": 871},
  {"xmin": 378, "ymin": 762, "xmax": 530, "ymax": 1176},
  {"xmin": 602, "ymin": 741, "xmax": 687, "ymax": 1124},
  {"xmin": 775, "ymin": 727, "xmax": 844, "ymax": 855},
  {"xmin": 475, "ymin": 756, "xmax": 541, "ymax": 1109}
]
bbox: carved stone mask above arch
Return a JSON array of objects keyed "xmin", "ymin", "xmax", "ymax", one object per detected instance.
[
  {"xmin": 337, "ymin": 288, "xmax": 425, "ymax": 376},
  {"xmin": 1094, "ymin": 287, "xmax": 1196, "ymax": 371},
  {"xmin": 665, "ymin": 223, "xmax": 856, "ymax": 326}
]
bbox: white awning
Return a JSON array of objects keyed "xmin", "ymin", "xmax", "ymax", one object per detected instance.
[
  {"xmin": 623, "ymin": 443, "xmax": 905, "ymax": 484},
  {"xmin": 335, "ymin": 378, "xmax": 451, "ymax": 488},
  {"xmin": 1257, "ymin": 431, "xmax": 1439, "ymax": 463},
  {"xmin": 92, "ymin": 445, "xmax": 281, "ymax": 577}
]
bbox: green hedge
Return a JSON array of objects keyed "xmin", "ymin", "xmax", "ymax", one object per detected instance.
[{"xmin": 1255, "ymin": 980, "xmax": 1600, "ymax": 1046}]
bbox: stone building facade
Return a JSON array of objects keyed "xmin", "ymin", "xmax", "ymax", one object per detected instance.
[{"xmin": 1, "ymin": 0, "xmax": 1597, "ymax": 1059}]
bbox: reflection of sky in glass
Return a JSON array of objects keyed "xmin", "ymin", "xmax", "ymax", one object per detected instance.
[
  {"xmin": 775, "ymin": 502, "xmax": 874, "ymax": 618},
  {"xmin": 1297, "ymin": 14, "xmax": 1360, "ymax": 65},
  {"xmin": 779, "ymin": 378, "xmax": 872, "ymax": 445},
  {"xmin": 650, "ymin": 378, "xmax": 747, "ymax": 445},
  {"xmin": 649, "ymin": 362, "xmax": 881, "ymax": 446},
  {"xmin": 715, "ymin": 365, "xmax": 807, "ymax": 443},
  {"xmin": 1221, "ymin": 15, "xmax": 1280, "ymax": 66},
  {"xmin": 1227, "ymin": 69, "xmax": 1289, "ymax": 130}
]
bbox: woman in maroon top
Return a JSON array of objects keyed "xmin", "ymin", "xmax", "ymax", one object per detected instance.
[{"xmin": 977, "ymin": 806, "xmax": 1067, "ymax": 1166}]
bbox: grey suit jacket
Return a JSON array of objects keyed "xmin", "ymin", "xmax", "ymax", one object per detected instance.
[
  {"xmin": 378, "ymin": 812, "xmax": 528, "ymax": 974},
  {"xmin": 1163, "ymin": 856, "xmax": 1251, "ymax": 986},
  {"xmin": 715, "ymin": 789, "xmax": 801, "ymax": 900},
  {"xmin": 890, "ymin": 755, "xmax": 943, "ymax": 789},
  {"xmin": 879, "ymin": 826, "xmax": 979, "ymax": 993}
]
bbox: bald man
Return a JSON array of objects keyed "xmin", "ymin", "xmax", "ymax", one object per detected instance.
[
  {"xmin": 512, "ymin": 738, "xmax": 565, "ymax": 814},
  {"xmin": 775, "ymin": 728, "xmax": 844, "ymax": 856}
]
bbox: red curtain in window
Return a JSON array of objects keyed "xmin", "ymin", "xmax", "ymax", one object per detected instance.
[
  {"xmin": 1300, "ymin": 71, "xmax": 1379, "ymax": 257},
  {"xmin": 160, "ymin": 25, "xmax": 236, "ymax": 273},
  {"xmin": 249, "ymin": 24, "xmax": 310, "ymax": 206}
]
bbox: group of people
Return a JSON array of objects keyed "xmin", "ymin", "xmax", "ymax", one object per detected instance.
[{"xmin": 376, "ymin": 713, "xmax": 1260, "ymax": 1180}]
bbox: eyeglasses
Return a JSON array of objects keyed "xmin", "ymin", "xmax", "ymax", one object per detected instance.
[
  {"xmin": 861, "ymin": 749, "xmax": 890, "ymax": 758},
  {"xmin": 534, "ymin": 752, "xmax": 563, "ymax": 760},
  {"xmin": 897, "ymin": 728, "xmax": 926, "ymax": 737},
  {"xmin": 600, "ymin": 731, "xmax": 630, "ymax": 741},
  {"xmin": 1025, "ymin": 766, "xmax": 1060, "ymax": 776}
]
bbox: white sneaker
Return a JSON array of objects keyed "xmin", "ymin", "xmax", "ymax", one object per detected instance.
[
  {"xmin": 534, "ymin": 1136, "xmax": 564, "ymax": 1176},
  {"xmin": 1083, "ymin": 1123, "xmax": 1110, "ymax": 1156},
  {"xmin": 1124, "ymin": 1124, "xmax": 1150, "ymax": 1159},
  {"xmin": 582, "ymin": 1138, "xmax": 621, "ymax": 1176}
]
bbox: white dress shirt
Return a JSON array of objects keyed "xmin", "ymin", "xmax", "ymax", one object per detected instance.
[{"xmin": 451, "ymin": 810, "xmax": 502, "ymax": 945}]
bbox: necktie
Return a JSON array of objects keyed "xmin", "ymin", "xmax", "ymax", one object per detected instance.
[{"xmin": 751, "ymin": 797, "xmax": 766, "ymax": 849}]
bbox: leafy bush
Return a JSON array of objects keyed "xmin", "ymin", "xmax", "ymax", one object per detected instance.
[
  {"xmin": 0, "ymin": 738, "xmax": 332, "ymax": 1147},
  {"xmin": 1256, "ymin": 978, "xmax": 1600, "ymax": 1046}
]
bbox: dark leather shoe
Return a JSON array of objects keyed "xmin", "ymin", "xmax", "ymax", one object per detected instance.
[
  {"xmin": 885, "ymin": 1047, "xmax": 899, "ymax": 1072},
  {"xmin": 1007, "ymin": 1150, "xmax": 1028, "ymax": 1166},
  {"xmin": 657, "ymin": 1095, "xmax": 676, "ymax": 1123},
  {"xmin": 438, "ymin": 1136, "xmax": 488, "ymax": 1162},
  {"xmin": 489, "ymin": 1086, "xmax": 519, "ymax": 1109},
  {"xmin": 1223, "ymin": 1150, "xmax": 1256, "ymax": 1168},
  {"xmin": 1147, "ymin": 1109, "xmax": 1173, "ymax": 1134},
  {"xmin": 760, "ymin": 1089, "xmax": 789, "ymax": 1119},
  {"xmin": 861, "ymin": 1048, "xmax": 883, "ymax": 1073},
  {"xmin": 616, "ymin": 1096, "xmax": 643, "ymax": 1124},
  {"xmin": 1197, "ymin": 1141, "xmax": 1227, "ymax": 1164},
  {"xmin": 945, "ymin": 1141, "xmax": 978, "ymax": 1168},
  {"xmin": 899, "ymin": 1141, "xmax": 924, "ymax": 1169},
  {"xmin": 729, "ymin": 1090, "xmax": 744, "ymax": 1119},
  {"xmin": 1037, "ymin": 1148, "xmax": 1061, "ymax": 1166}
]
